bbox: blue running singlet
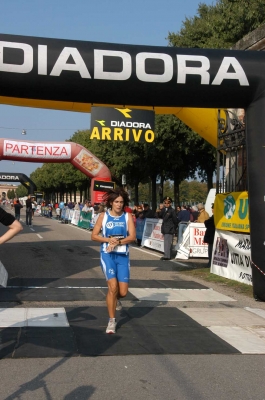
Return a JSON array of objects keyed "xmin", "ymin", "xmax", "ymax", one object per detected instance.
[{"xmin": 100, "ymin": 210, "xmax": 130, "ymax": 282}]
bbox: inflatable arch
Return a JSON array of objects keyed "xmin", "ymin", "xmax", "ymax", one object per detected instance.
[
  {"xmin": 0, "ymin": 139, "xmax": 111, "ymax": 205},
  {"xmin": 0, "ymin": 172, "xmax": 37, "ymax": 194},
  {"xmin": 0, "ymin": 33, "xmax": 264, "ymax": 300}
]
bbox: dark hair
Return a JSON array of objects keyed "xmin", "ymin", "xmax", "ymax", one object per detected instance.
[{"xmin": 102, "ymin": 188, "xmax": 130, "ymax": 210}]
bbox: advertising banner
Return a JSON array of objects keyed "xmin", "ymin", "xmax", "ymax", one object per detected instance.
[
  {"xmin": 175, "ymin": 223, "xmax": 208, "ymax": 259},
  {"xmin": 215, "ymin": 191, "xmax": 249, "ymax": 233},
  {"xmin": 90, "ymin": 107, "xmax": 155, "ymax": 143},
  {"xmin": 92, "ymin": 179, "xmax": 115, "ymax": 204},
  {"xmin": 211, "ymin": 229, "xmax": 252, "ymax": 285},
  {"xmin": 71, "ymin": 210, "xmax": 80, "ymax": 226},
  {"xmin": 141, "ymin": 218, "xmax": 164, "ymax": 253},
  {"xmin": 77, "ymin": 211, "xmax": 92, "ymax": 229}
]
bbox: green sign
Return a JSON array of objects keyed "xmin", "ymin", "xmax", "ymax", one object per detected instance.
[{"xmin": 78, "ymin": 211, "xmax": 92, "ymax": 229}]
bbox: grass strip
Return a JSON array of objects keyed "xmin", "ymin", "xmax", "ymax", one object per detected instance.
[{"xmin": 180, "ymin": 267, "xmax": 253, "ymax": 298}]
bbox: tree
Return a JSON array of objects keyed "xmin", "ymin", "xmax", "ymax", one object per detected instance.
[
  {"xmin": 15, "ymin": 185, "xmax": 28, "ymax": 198},
  {"xmin": 168, "ymin": 0, "xmax": 265, "ymax": 49}
]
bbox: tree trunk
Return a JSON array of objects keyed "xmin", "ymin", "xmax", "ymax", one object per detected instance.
[
  {"xmin": 173, "ymin": 172, "xmax": 180, "ymax": 206},
  {"xmin": 151, "ymin": 174, "xmax": 157, "ymax": 211}
]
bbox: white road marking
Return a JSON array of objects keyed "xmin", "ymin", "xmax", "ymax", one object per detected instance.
[
  {"xmin": 37, "ymin": 234, "xmax": 43, "ymax": 239},
  {"xmin": 0, "ymin": 308, "xmax": 69, "ymax": 327}
]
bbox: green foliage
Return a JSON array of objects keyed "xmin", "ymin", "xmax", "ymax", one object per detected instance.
[
  {"xmin": 168, "ymin": 0, "xmax": 265, "ymax": 49},
  {"xmin": 7, "ymin": 189, "xmax": 16, "ymax": 199},
  {"xmin": 15, "ymin": 185, "xmax": 28, "ymax": 198},
  {"xmin": 179, "ymin": 180, "xmax": 208, "ymax": 204}
]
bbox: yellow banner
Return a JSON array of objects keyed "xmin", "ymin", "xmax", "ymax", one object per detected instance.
[{"xmin": 214, "ymin": 192, "xmax": 249, "ymax": 233}]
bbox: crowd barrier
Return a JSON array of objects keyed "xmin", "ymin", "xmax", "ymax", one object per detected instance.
[
  {"xmin": 38, "ymin": 211, "xmax": 252, "ymax": 286},
  {"xmin": 40, "ymin": 207, "xmax": 92, "ymax": 229}
]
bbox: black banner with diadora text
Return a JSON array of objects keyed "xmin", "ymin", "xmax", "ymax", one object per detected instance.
[
  {"xmin": 90, "ymin": 107, "xmax": 155, "ymax": 143},
  {"xmin": 1, "ymin": 33, "xmax": 265, "ymax": 109}
]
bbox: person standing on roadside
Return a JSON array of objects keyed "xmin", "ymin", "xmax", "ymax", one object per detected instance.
[
  {"xmin": 204, "ymin": 203, "xmax": 215, "ymax": 268},
  {"xmin": 158, "ymin": 196, "xmax": 178, "ymax": 261},
  {"xmin": 14, "ymin": 199, "xmax": 23, "ymax": 221},
  {"xmin": 25, "ymin": 195, "xmax": 32, "ymax": 226},
  {"xmin": 92, "ymin": 188, "xmax": 136, "ymax": 334},
  {"xmin": 195, "ymin": 203, "xmax": 209, "ymax": 223}
]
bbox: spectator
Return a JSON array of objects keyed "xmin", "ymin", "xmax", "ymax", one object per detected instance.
[
  {"xmin": 74, "ymin": 202, "xmax": 80, "ymax": 210},
  {"xmin": 135, "ymin": 208, "xmax": 145, "ymax": 246},
  {"xmin": 158, "ymin": 196, "xmax": 178, "ymax": 260},
  {"xmin": 190, "ymin": 205, "xmax": 199, "ymax": 222},
  {"xmin": 31, "ymin": 199, "xmax": 37, "ymax": 220},
  {"xmin": 14, "ymin": 199, "xmax": 23, "ymax": 221},
  {"xmin": 142, "ymin": 203, "xmax": 155, "ymax": 219},
  {"xmin": 82, "ymin": 200, "xmax": 94, "ymax": 213},
  {"xmin": 56, "ymin": 206, "xmax": 61, "ymax": 220},
  {"xmin": 204, "ymin": 203, "xmax": 215, "ymax": 267},
  {"xmin": 25, "ymin": 195, "xmax": 32, "ymax": 226},
  {"xmin": 176, "ymin": 205, "xmax": 190, "ymax": 248},
  {"xmin": 155, "ymin": 203, "xmax": 164, "ymax": 218},
  {"xmin": 59, "ymin": 200, "xmax": 65, "ymax": 219},
  {"xmin": 195, "ymin": 203, "xmax": 209, "ymax": 223}
]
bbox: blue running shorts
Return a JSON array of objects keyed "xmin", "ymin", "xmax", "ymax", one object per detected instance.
[{"xmin": 100, "ymin": 252, "xmax": 130, "ymax": 283}]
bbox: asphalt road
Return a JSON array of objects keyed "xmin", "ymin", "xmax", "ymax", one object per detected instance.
[{"xmin": 0, "ymin": 206, "xmax": 264, "ymax": 400}]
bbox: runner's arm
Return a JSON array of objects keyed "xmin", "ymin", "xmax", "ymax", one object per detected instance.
[{"xmin": 0, "ymin": 220, "xmax": 23, "ymax": 245}]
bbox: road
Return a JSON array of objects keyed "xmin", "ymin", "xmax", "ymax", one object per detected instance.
[{"xmin": 0, "ymin": 206, "xmax": 264, "ymax": 400}]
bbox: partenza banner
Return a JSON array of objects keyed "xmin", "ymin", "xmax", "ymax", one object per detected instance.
[
  {"xmin": 90, "ymin": 107, "xmax": 155, "ymax": 143},
  {"xmin": 211, "ymin": 229, "xmax": 252, "ymax": 286},
  {"xmin": 214, "ymin": 191, "xmax": 249, "ymax": 233}
]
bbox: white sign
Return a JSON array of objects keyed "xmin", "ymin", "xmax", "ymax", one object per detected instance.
[
  {"xmin": 175, "ymin": 223, "xmax": 208, "ymax": 260},
  {"xmin": 211, "ymin": 230, "xmax": 252, "ymax": 285},
  {"xmin": 141, "ymin": 218, "xmax": 164, "ymax": 253},
  {"xmin": 71, "ymin": 210, "xmax": 80, "ymax": 226}
]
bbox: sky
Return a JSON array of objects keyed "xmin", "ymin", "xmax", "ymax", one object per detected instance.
[{"xmin": 0, "ymin": 0, "xmax": 215, "ymax": 178}]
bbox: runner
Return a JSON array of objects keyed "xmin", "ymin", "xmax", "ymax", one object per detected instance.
[
  {"xmin": 91, "ymin": 188, "xmax": 136, "ymax": 334},
  {"xmin": 0, "ymin": 207, "xmax": 23, "ymax": 244}
]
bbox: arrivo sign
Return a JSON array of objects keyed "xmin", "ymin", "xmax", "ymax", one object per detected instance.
[{"xmin": 90, "ymin": 107, "xmax": 155, "ymax": 143}]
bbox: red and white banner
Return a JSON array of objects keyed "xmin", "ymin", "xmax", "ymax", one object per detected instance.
[
  {"xmin": 141, "ymin": 218, "xmax": 164, "ymax": 253},
  {"xmin": 175, "ymin": 223, "xmax": 208, "ymax": 260}
]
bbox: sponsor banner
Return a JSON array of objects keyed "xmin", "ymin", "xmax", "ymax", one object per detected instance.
[
  {"xmin": 71, "ymin": 210, "xmax": 80, "ymax": 226},
  {"xmin": 141, "ymin": 218, "xmax": 164, "ymax": 253},
  {"xmin": 3, "ymin": 140, "xmax": 71, "ymax": 159},
  {"xmin": 189, "ymin": 223, "xmax": 208, "ymax": 257},
  {"xmin": 0, "ymin": 33, "xmax": 261, "ymax": 109},
  {"xmin": 211, "ymin": 229, "xmax": 252, "ymax": 285},
  {"xmin": 77, "ymin": 211, "xmax": 92, "ymax": 229},
  {"xmin": 68, "ymin": 209, "xmax": 74, "ymax": 222},
  {"xmin": 93, "ymin": 180, "xmax": 115, "ymax": 191},
  {"xmin": 90, "ymin": 107, "xmax": 155, "ymax": 143},
  {"xmin": 215, "ymin": 191, "xmax": 249, "ymax": 233},
  {"xmin": 175, "ymin": 223, "xmax": 208, "ymax": 259}
]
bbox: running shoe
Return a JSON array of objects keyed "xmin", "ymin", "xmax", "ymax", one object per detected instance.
[
  {"xmin": 106, "ymin": 319, "xmax": 116, "ymax": 334},
  {"xmin": 116, "ymin": 299, "xmax": 122, "ymax": 311}
]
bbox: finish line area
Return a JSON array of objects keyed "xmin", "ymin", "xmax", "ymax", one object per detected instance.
[{"xmin": 1, "ymin": 278, "xmax": 265, "ymax": 357}]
